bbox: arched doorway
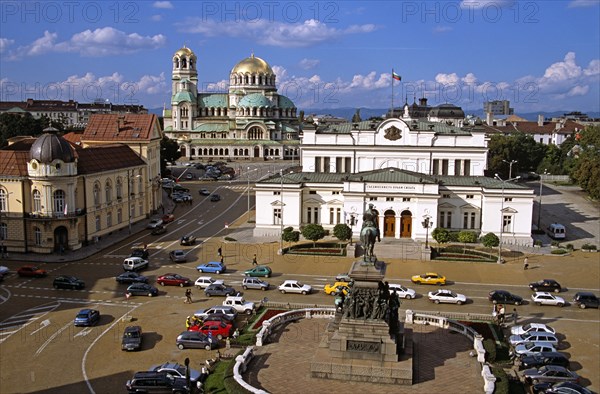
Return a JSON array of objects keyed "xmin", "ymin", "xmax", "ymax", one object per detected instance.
[
  {"xmin": 400, "ymin": 210, "xmax": 412, "ymax": 238},
  {"xmin": 383, "ymin": 210, "xmax": 396, "ymax": 237},
  {"xmin": 54, "ymin": 226, "xmax": 68, "ymax": 252},
  {"xmin": 253, "ymin": 146, "xmax": 260, "ymax": 158}
]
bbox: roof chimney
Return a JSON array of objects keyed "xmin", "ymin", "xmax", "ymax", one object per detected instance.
[
  {"xmin": 538, "ymin": 114, "xmax": 544, "ymax": 127},
  {"xmin": 486, "ymin": 112, "xmax": 493, "ymax": 125},
  {"xmin": 117, "ymin": 115, "xmax": 125, "ymax": 132}
]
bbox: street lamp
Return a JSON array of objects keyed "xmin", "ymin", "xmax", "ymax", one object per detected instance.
[
  {"xmin": 279, "ymin": 169, "xmax": 284, "ymax": 254},
  {"xmin": 246, "ymin": 167, "xmax": 259, "ymax": 221},
  {"xmin": 536, "ymin": 169, "xmax": 548, "ymax": 231},
  {"xmin": 502, "ymin": 159, "xmax": 518, "ymax": 179},
  {"xmin": 495, "ymin": 173, "xmax": 520, "ymax": 264},
  {"xmin": 347, "ymin": 213, "xmax": 357, "ymax": 245},
  {"xmin": 127, "ymin": 170, "xmax": 142, "ymax": 234},
  {"xmin": 421, "ymin": 215, "xmax": 433, "ymax": 249}
]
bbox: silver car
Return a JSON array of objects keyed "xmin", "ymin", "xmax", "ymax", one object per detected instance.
[
  {"xmin": 194, "ymin": 306, "xmax": 237, "ymax": 322},
  {"xmin": 523, "ymin": 365, "xmax": 579, "ymax": 384},
  {"xmin": 169, "ymin": 250, "xmax": 187, "ymax": 263},
  {"xmin": 242, "ymin": 277, "xmax": 270, "ymax": 291}
]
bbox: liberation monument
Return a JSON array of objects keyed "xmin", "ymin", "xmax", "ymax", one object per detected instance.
[{"xmin": 310, "ymin": 205, "xmax": 414, "ymax": 385}]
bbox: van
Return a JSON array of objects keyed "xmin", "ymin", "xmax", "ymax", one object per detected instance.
[
  {"xmin": 547, "ymin": 223, "xmax": 566, "ymax": 239},
  {"xmin": 123, "ymin": 257, "xmax": 149, "ymax": 272}
]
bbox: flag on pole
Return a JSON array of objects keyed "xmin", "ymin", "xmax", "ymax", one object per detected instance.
[
  {"xmin": 63, "ymin": 203, "xmax": 68, "ymax": 216},
  {"xmin": 392, "ymin": 70, "xmax": 401, "ymax": 81}
]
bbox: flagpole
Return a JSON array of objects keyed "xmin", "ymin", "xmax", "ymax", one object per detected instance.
[{"xmin": 391, "ymin": 68, "xmax": 394, "ymax": 116}]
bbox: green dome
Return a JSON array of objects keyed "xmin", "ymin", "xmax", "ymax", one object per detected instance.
[{"xmin": 238, "ymin": 93, "xmax": 272, "ymax": 108}]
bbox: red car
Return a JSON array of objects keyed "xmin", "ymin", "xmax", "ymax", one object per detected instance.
[
  {"xmin": 190, "ymin": 321, "xmax": 234, "ymax": 340},
  {"xmin": 157, "ymin": 273, "xmax": 191, "ymax": 287},
  {"xmin": 162, "ymin": 214, "xmax": 175, "ymax": 223},
  {"xmin": 17, "ymin": 265, "xmax": 48, "ymax": 278}
]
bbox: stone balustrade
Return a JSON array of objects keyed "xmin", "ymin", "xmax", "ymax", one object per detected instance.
[{"xmin": 233, "ymin": 346, "xmax": 268, "ymax": 394}]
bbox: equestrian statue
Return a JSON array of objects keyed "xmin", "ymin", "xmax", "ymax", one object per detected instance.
[{"xmin": 360, "ymin": 203, "xmax": 381, "ymax": 263}]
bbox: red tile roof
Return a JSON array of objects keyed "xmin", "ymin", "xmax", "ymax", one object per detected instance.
[
  {"xmin": 482, "ymin": 120, "xmax": 584, "ymax": 135},
  {"xmin": 76, "ymin": 144, "xmax": 146, "ymax": 174},
  {"xmin": 82, "ymin": 114, "xmax": 159, "ymax": 142},
  {"xmin": 0, "ymin": 150, "xmax": 30, "ymax": 176}
]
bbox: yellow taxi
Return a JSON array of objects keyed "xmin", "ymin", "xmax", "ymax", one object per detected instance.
[
  {"xmin": 411, "ymin": 272, "xmax": 446, "ymax": 286},
  {"xmin": 324, "ymin": 281, "xmax": 350, "ymax": 295}
]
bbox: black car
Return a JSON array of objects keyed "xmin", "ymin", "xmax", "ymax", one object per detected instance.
[
  {"xmin": 572, "ymin": 292, "xmax": 599, "ymax": 309},
  {"xmin": 529, "ymin": 279, "xmax": 562, "ymax": 293},
  {"xmin": 488, "ymin": 290, "xmax": 524, "ymax": 305},
  {"xmin": 53, "ymin": 275, "xmax": 85, "ymax": 290},
  {"xmin": 151, "ymin": 225, "xmax": 167, "ymax": 235},
  {"xmin": 519, "ymin": 352, "xmax": 570, "ymax": 370},
  {"xmin": 126, "ymin": 283, "xmax": 159, "ymax": 297},
  {"xmin": 130, "ymin": 248, "xmax": 149, "ymax": 259},
  {"xmin": 125, "ymin": 371, "xmax": 189, "ymax": 394},
  {"xmin": 210, "ymin": 194, "xmax": 221, "ymax": 202},
  {"xmin": 116, "ymin": 272, "xmax": 148, "ymax": 284},
  {"xmin": 121, "ymin": 325, "xmax": 143, "ymax": 351},
  {"xmin": 204, "ymin": 283, "xmax": 237, "ymax": 297},
  {"xmin": 180, "ymin": 235, "xmax": 197, "ymax": 246},
  {"xmin": 532, "ymin": 382, "xmax": 592, "ymax": 394},
  {"xmin": 176, "ymin": 331, "xmax": 217, "ymax": 350}
]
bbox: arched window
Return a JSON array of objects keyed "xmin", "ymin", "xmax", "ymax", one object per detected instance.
[
  {"xmin": 116, "ymin": 178, "xmax": 123, "ymax": 199},
  {"xmin": 107, "ymin": 212, "xmax": 112, "ymax": 228},
  {"xmin": 105, "ymin": 180, "xmax": 112, "ymax": 204},
  {"xmin": 33, "ymin": 190, "xmax": 41, "ymax": 212},
  {"xmin": 0, "ymin": 223, "xmax": 7, "ymax": 241},
  {"xmin": 93, "ymin": 182, "xmax": 101, "ymax": 206},
  {"xmin": 117, "ymin": 208, "xmax": 122, "ymax": 223},
  {"xmin": 0, "ymin": 189, "xmax": 6, "ymax": 212},
  {"xmin": 53, "ymin": 190, "xmax": 66, "ymax": 214},
  {"xmin": 34, "ymin": 226, "xmax": 42, "ymax": 245},
  {"xmin": 95, "ymin": 216, "xmax": 101, "ymax": 232},
  {"xmin": 138, "ymin": 172, "xmax": 143, "ymax": 194}
]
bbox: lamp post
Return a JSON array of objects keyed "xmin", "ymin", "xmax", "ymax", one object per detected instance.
[
  {"xmin": 495, "ymin": 173, "xmax": 520, "ymax": 264},
  {"xmin": 502, "ymin": 159, "xmax": 518, "ymax": 179},
  {"xmin": 246, "ymin": 167, "xmax": 259, "ymax": 221},
  {"xmin": 279, "ymin": 169, "xmax": 284, "ymax": 254},
  {"xmin": 127, "ymin": 169, "xmax": 132, "ymax": 234},
  {"xmin": 536, "ymin": 169, "xmax": 548, "ymax": 231},
  {"xmin": 421, "ymin": 215, "xmax": 433, "ymax": 249},
  {"xmin": 347, "ymin": 213, "xmax": 357, "ymax": 245}
]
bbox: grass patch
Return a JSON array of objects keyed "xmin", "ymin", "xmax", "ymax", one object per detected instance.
[
  {"xmin": 203, "ymin": 357, "xmax": 252, "ymax": 394},
  {"xmin": 432, "ymin": 246, "xmax": 497, "ymax": 262},
  {"xmin": 285, "ymin": 242, "xmax": 347, "ymax": 256}
]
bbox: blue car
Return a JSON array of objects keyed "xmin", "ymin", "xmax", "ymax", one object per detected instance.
[
  {"xmin": 74, "ymin": 309, "xmax": 100, "ymax": 326},
  {"xmin": 196, "ymin": 261, "xmax": 226, "ymax": 274}
]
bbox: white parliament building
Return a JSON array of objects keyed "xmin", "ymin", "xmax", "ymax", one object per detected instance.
[{"xmin": 253, "ymin": 108, "xmax": 535, "ymax": 246}]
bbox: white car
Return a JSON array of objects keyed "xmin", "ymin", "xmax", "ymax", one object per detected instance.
[
  {"xmin": 511, "ymin": 342, "xmax": 557, "ymax": 357},
  {"xmin": 122, "ymin": 257, "xmax": 149, "ymax": 272},
  {"xmin": 532, "ymin": 292, "xmax": 566, "ymax": 307},
  {"xmin": 194, "ymin": 276, "xmax": 224, "ymax": 289},
  {"xmin": 278, "ymin": 280, "xmax": 312, "ymax": 295},
  {"xmin": 223, "ymin": 295, "xmax": 255, "ymax": 315},
  {"xmin": 511, "ymin": 323, "xmax": 556, "ymax": 336},
  {"xmin": 428, "ymin": 289, "xmax": 467, "ymax": 305},
  {"xmin": 146, "ymin": 218, "xmax": 163, "ymax": 229},
  {"xmin": 388, "ymin": 284, "xmax": 416, "ymax": 299}
]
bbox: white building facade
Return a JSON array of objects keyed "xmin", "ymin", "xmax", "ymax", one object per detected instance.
[{"xmin": 253, "ymin": 113, "xmax": 535, "ymax": 246}]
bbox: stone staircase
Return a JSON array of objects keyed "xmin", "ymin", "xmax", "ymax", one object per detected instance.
[{"xmin": 349, "ymin": 238, "xmax": 425, "ymax": 261}]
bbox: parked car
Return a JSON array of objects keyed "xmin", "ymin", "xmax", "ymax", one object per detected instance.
[
  {"xmin": 529, "ymin": 279, "xmax": 562, "ymax": 293},
  {"xmin": 242, "ymin": 277, "xmax": 270, "ymax": 291},
  {"xmin": 523, "ymin": 365, "xmax": 579, "ymax": 385},
  {"xmin": 535, "ymin": 382, "xmax": 592, "ymax": 394},
  {"xmin": 126, "ymin": 283, "xmax": 159, "ymax": 297},
  {"xmin": 335, "ymin": 273, "xmax": 352, "ymax": 282},
  {"xmin": 223, "ymin": 295, "xmax": 255, "ymax": 314},
  {"xmin": 53, "ymin": 275, "xmax": 85, "ymax": 290},
  {"xmin": 121, "ymin": 325, "xmax": 143, "ymax": 351},
  {"xmin": 169, "ymin": 250, "xmax": 187, "ymax": 263},
  {"xmin": 278, "ymin": 280, "xmax": 312, "ymax": 295},
  {"xmin": 194, "ymin": 276, "xmax": 224, "ymax": 289},
  {"xmin": 17, "ymin": 265, "xmax": 47, "ymax": 278},
  {"xmin": 519, "ymin": 352, "xmax": 570, "ymax": 370},
  {"xmin": 512, "ymin": 342, "xmax": 557, "ymax": 357},
  {"xmin": 210, "ymin": 194, "xmax": 221, "ymax": 202},
  {"xmin": 532, "ymin": 292, "xmax": 566, "ymax": 307},
  {"xmin": 204, "ymin": 283, "xmax": 237, "ymax": 297},
  {"xmin": 161, "ymin": 214, "xmax": 175, "ymax": 223},
  {"xmin": 176, "ymin": 331, "xmax": 216, "ymax": 351},
  {"xmin": 324, "ymin": 281, "xmax": 349, "ymax": 295},
  {"xmin": 512, "ymin": 323, "xmax": 556, "ymax": 336},
  {"xmin": 185, "ymin": 173, "xmax": 194, "ymax": 180},
  {"xmin": 572, "ymin": 292, "xmax": 599, "ymax": 309},
  {"xmin": 146, "ymin": 218, "xmax": 163, "ymax": 229},
  {"xmin": 488, "ymin": 290, "xmax": 524, "ymax": 305},
  {"xmin": 116, "ymin": 272, "xmax": 148, "ymax": 284},
  {"xmin": 123, "ymin": 257, "xmax": 149, "ymax": 272},
  {"xmin": 150, "ymin": 362, "xmax": 201, "ymax": 385},
  {"xmin": 180, "ymin": 235, "xmax": 197, "ymax": 246},
  {"xmin": 151, "ymin": 225, "xmax": 167, "ymax": 235},
  {"xmin": 191, "ymin": 321, "xmax": 234, "ymax": 340},
  {"xmin": 194, "ymin": 306, "xmax": 237, "ymax": 322},
  {"xmin": 428, "ymin": 289, "xmax": 467, "ymax": 305},
  {"xmin": 388, "ymin": 284, "xmax": 417, "ymax": 299},
  {"xmin": 243, "ymin": 265, "xmax": 272, "ymax": 278},
  {"xmin": 130, "ymin": 248, "xmax": 149, "ymax": 259},
  {"xmin": 74, "ymin": 309, "xmax": 100, "ymax": 326},
  {"xmin": 196, "ymin": 261, "xmax": 226, "ymax": 274},
  {"xmin": 157, "ymin": 273, "xmax": 191, "ymax": 287},
  {"xmin": 125, "ymin": 371, "xmax": 189, "ymax": 394},
  {"xmin": 199, "ymin": 188, "xmax": 210, "ymax": 196},
  {"xmin": 509, "ymin": 332, "xmax": 559, "ymax": 347},
  {"xmin": 0, "ymin": 266, "xmax": 9, "ymax": 279},
  {"xmin": 411, "ymin": 272, "xmax": 446, "ymax": 285}
]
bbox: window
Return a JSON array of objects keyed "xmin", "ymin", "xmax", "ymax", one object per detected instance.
[
  {"xmin": 386, "ymin": 197, "xmax": 394, "ymax": 202},
  {"xmin": 0, "ymin": 189, "xmax": 6, "ymax": 212},
  {"xmin": 442, "ymin": 194, "xmax": 451, "ymax": 198},
  {"xmin": 130, "ymin": 204, "xmax": 135, "ymax": 219},
  {"xmin": 369, "ymin": 197, "xmax": 377, "ymax": 201},
  {"xmin": 95, "ymin": 216, "xmax": 101, "ymax": 232},
  {"xmin": 502, "ymin": 215, "xmax": 513, "ymax": 232},
  {"xmin": 53, "ymin": 190, "xmax": 66, "ymax": 215},
  {"xmin": 34, "ymin": 226, "xmax": 42, "ymax": 246},
  {"xmin": 306, "ymin": 207, "xmax": 319, "ymax": 224},
  {"xmin": 504, "ymin": 197, "xmax": 513, "ymax": 202},
  {"xmin": 116, "ymin": 178, "xmax": 123, "ymax": 199},
  {"xmin": 336, "ymin": 208, "xmax": 341, "ymax": 224},
  {"xmin": 33, "ymin": 190, "xmax": 41, "ymax": 212},
  {"xmin": 332, "ymin": 191, "xmax": 340, "ymax": 195},
  {"xmin": 107, "ymin": 212, "xmax": 112, "ymax": 228},
  {"xmin": 0, "ymin": 223, "xmax": 6, "ymax": 240},
  {"xmin": 93, "ymin": 182, "xmax": 101, "ymax": 206},
  {"xmin": 470, "ymin": 212, "xmax": 476, "ymax": 228},
  {"xmin": 105, "ymin": 180, "xmax": 112, "ymax": 204},
  {"xmin": 273, "ymin": 208, "xmax": 282, "ymax": 225},
  {"xmin": 463, "ymin": 212, "xmax": 469, "ymax": 229},
  {"xmin": 466, "ymin": 194, "xmax": 474, "ymax": 199},
  {"xmin": 273, "ymin": 191, "xmax": 280, "ymax": 195},
  {"xmin": 402, "ymin": 197, "xmax": 411, "ymax": 202},
  {"xmin": 117, "ymin": 208, "xmax": 122, "ymax": 224},
  {"xmin": 309, "ymin": 191, "xmax": 316, "ymax": 195}
]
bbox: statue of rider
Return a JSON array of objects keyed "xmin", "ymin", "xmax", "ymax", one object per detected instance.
[{"xmin": 362, "ymin": 203, "xmax": 381, "ymax": 241}]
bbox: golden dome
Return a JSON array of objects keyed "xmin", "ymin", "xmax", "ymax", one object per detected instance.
[
  {"xmin": 174, "ymin": 46, "xmax": 196, "ymax": 59},
  {"xmin": 231, "ymin": 54, "xmax": 273, "ymax": 75}
]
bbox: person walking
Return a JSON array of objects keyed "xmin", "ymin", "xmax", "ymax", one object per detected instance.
[
  {"xmin": 252, "ymin": 254, "xmax": 257, "ymax": 266},
  {"xmin": 512, "ymin": 308, "xmax": 518, "ymax": 325},
  {"xmin": 217, "ymin": 246, "xmax": 222, "ymax": 257},
  {"xmin": 185, "ymin": 288, "xmax": 193, "ymax": 304},
  {"xmin": 523, "ymin": 257, "xmax": 529, "ymax": 270},
  {"xmin": 220, "ymin": 256, "xmax": 224, "ymax": 264},
  {"xmin": 499, "ymin": 305, "xmax": 506, "ymax": 325}
]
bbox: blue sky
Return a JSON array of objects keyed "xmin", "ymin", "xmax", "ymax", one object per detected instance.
[{"xmin": 1, "ymin": 0, "xmax": 599, "ymax": 113}]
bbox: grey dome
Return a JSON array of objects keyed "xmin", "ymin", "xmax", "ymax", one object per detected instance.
[
  {"xmin": 30, "ymin": 128, "xmax": 75, "ymax": 164},
  {"xmin": 429, "ymin": 104, "xmax": 465, "ymax": 119}
]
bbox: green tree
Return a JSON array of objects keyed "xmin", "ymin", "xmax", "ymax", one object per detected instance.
[
  {"xmin": 481, "ymin": 232, "xmax": 499, "ymax": 248},
  {"xmin": 457, "ymin": 231, "xmax": 478, "ymax": 243},
  {"xmin": 487, "ymin": 133, "xmax": 546, "ymax": 178},
  {"xmin": 282, "ymin": 227, "xmax": 300, "ymax": 243},
  {"xmin": 333, "ymin": 223, "xmax": 352, "ymax": 242},
  {"xmin": 160, "ymin": 136, "xmax": 181, "ymax": 176},
  {"xmin": 301, "ymin": 224, "xmax": 326, "ymax": 247},
  {"xmin": 0, "ymin": 112, "xmax": 45, "ymax": 148},
  {"xmin": 432, "ymin": 227, "xmax": 450, "ymax": 244},
  {"xmin": 352, "ymin": 109, "xmax": 361, "ymax": 123},
  {"xmin": 570, "ymin": 126, "xmax": 600, "ymax": 199}
]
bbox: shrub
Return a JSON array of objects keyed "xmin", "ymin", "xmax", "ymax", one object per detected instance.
[
  {"xmin": 551, "ymin": 240, "xmax": 560, "ymax": 247},
  {"xmin": 491, "ymin": 367, "xmax": 511, "ymax": 394},
  {"xmin": 333, "ymin": 223, "xmax": 352, "ymax": 242},
  {"xmin": 481, "ymin": 232, "xmax": 500, "ymax": 248},
  {"xmin": 483, "ymin": 338, "xmax": 496, "ymax": 362},
  {"xmin": 566, "ymin": 243, "xmax": 574, "ymax": 251},
  {"xmin": 457, "ymin": 230, "xmax": 478, "ymax": 243},
  {"xmin": 301, "ymin": 224, "xmax": 326, "ymax": 247},
  {"xmin": 282, "ymin": 228, "xmax": 300, "ymax": 243},
  {"xmin": 534, "ymin": 239, "xmax": 543, "ymax": 247},
  {"xmin": 432, "ymin": 227, "xmax": 450, "ymax": 243},
  {"xmin": 448, "ymin": 231, "xmax": 459, "ymax": 242},
  {"xmin": 224, "ymin": 236, "xmax": 237, "ymax": 242},
  {"xmin": 582, "ymin": 243, "xmax": 597, "ymax": 250},
  {"xmin": 551, "ymin": 249, "xmax": 568, "ymax": 254}
]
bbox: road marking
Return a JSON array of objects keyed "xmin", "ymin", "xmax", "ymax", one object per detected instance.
[
  {"xmin": 74, "ymin": 327, "xmax": 93, "ymax": 337},
  {"xmin": 30, "ymin": 319, "xmax": 51, "ymax": 336},
  {"xmin": 35, "ymin": 322, "xmax": 71, "ymax": 356},
  {"xmin": 0, "ymin": 286, "xmax": 11, "ymax": 304},
  {"xmin": 0, "ymin": 301, "xmax": 60, "ymax": 344}
]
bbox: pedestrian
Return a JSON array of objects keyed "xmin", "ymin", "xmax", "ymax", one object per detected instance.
[
  {"xmin": 252, "ymin": 254, "xmax": 257, "ymax": 266},
  {"xmin": 185, "ymin": 288, "xmax": 193, "ymax": 304},
  {"xmin": 217, "ymin": 246, "xmax": 222, "ymax": 257},
  {"xmin": 512, "ymin": 308, "xmax": 518, "ymax": 325},
  {"xmin": 499, "ymin": 304, "xmax": 506, "ymax": 324},
  {"xmin": 220, "ymin": 256, "xmax": 224, "ymax": 264},
  {"xmin": 523, "ymin": 257, "xmax": 529, "ymax": 270}
]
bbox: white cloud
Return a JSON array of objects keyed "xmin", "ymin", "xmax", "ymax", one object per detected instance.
[
  {"xmin": 299, "ymin": 58, "xmax": 320, "ymax": 70},
  {"xmin": 460, "ymin": 0, "xmax": 514, "ymax": 9},
  {"xmin": 347, "ymin": 72, "xmax": 389, "ymax": 90},
  {"xmin": 152, "ymin": 1, "xmax": 173, "ymax": 9},
  {"xmin": 566, "ymin": 85, "xmax": 589, "ymax": 96},
  {"xmin": 8, "ymin": 28, "xmax": 166, "ymax": 59},
  {"xmin": 568, "ymin": 0, "xmax": 599, "ymax": 7},
  {"xmin": 435, "ymin": 73, "xmax": 460, "ymax": 85},
  {"xmin": 136, "ymin": 72, "xmax": 167, "ymax": 95},
  {"xmin": 0, "ymin": 38, "xmax": 15, "ymax": 53},
  {"xmin": 583, "ymin": 59, "xmax": 600, "ymax": 77},
  {"xmin": 543, "ymin": 52, "xmax": 581, "ymax": 81},
  {"xmin": 177, "ymin": 18, "xmax": 377, "ymax": 47}
]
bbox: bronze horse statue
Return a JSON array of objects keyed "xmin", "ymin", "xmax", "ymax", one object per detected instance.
[{"xmin": 360, "ymin": 226, "xmax": 379, "ymax": 263}]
